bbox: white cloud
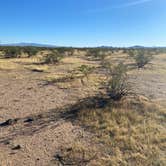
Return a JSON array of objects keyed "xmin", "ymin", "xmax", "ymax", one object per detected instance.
[
  {"xmin": 86, "ymin": 0, "xmax": 153, "ymax": 13},
  {"xmin": 118, "ymin": 0, "xmax": 153, "ymax": 8}
]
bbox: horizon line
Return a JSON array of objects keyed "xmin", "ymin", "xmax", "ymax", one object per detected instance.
[{"xmin": 0, "ymin": 42, "xmax": 165, "ymax": 48}]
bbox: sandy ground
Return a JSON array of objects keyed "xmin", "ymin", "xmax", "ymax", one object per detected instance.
[
  {"xmin": 129, "ymin": 54, "xmax": 166, "ymax": 102},
  {"xmin": 0, "ymin": 56, "xmax": 100, "ymax": 166},
  {"xmin": 0, "ymin": 54, "xmax": 166, "ymax": 165}
]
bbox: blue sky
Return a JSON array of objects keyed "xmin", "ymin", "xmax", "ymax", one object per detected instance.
[{"xmin": 0, "ymin": 0, "xmax": 165, "ymax": 47}]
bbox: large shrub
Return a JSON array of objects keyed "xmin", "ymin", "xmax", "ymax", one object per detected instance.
[
  {"xmin": 3, "ymin": 47, "xmax": 21, "ymax": 58},
  {"xmin": 22, "ymin": 47, "xmax": 39, "ymax": 57},
  {"xmin": 106, "ymin": 62, "xmax": 129, "ymax": 100},
  {"xmin": 43, "ymin": 51, "xmax": 62, "ymax": 64}
]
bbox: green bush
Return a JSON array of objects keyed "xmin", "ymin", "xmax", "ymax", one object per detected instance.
[
  {"xmin": 3, "ymin": 47, "xmax": 21, "ymax": 58},
  {"xmin": 77, "ymin": 65, "xmax": 94, "ymax": 85},
  {"xmin": 134, "ymin": 52, "xmax": 153, "ymax": 68},
  {"xmin": 78, "ymin": 65, "xmax": 94, "ymax": 77},
  {"xmin": 22, "ymin": 47, "xmax": 39, "ymax": 57},
  {"xmin": 127, "ymin": 49, "xmax": 136, "ymax": 57},
  {"xmin": 43, "ymin": 52, "xmax": 62, "ymax": 64},
  {"xmin": 86, "ymin": 49, "xmax": 106, "ymax": 60},
  {"xmin": 0, "ymin": 46, "xmax": 44, "ymax": 58},
  {"xmin": 106, "ymin": 62, "xmax": 129, "ymax": 100},
  {"xmin": 56, "ymin": 47, "xmax": 74, "ymax": 56}
]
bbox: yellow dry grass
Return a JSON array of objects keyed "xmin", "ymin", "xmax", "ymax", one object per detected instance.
[
  {"xmin": 76, "ymin": 97, "xmax": 166, "ymax": 165},
  {"xmin": 0, "ymin": 59, "xmax": 21, "ymax": 70}
]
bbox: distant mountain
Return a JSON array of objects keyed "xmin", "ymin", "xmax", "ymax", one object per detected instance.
[
  {"xmin": 0, "ymin": 43, "xmax": 57, "ymax": 48},
  {"xmin": 129, "ymin": 46, "xmax": 166, "ymax": 49},
  {"xmin": 130, "ymin": 45, "xmax": 145, "ymax": 49},
  {"xmin": 98, "ymin": 45, "xmax": 146, "ymax": 49}
]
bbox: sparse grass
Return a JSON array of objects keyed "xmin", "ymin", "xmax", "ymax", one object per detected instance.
[
  {"xmin": 76, "ymin": 97, "xmax": 166, "ymax": 165},
  {"xmin": 43, "ymin": 74, "xmax": 76, "ymax": 85},
  {"xmin": 43, "ymin": 65, "xmax": 96, "ymax": 86},
  {"xmin": 53, "ymin": 143, "xmax": 97, "ymax": 166},
  {"xmin": 0, "ymin": 59, "xmax": 20, "ymax": 70}
]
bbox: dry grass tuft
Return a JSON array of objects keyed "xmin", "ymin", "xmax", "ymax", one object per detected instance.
[
  {"xmin": 75, "ymin": 96, "xmax": 166, "ymax": 165},
  {"xmin": 53, "ymin": 143, "xmax": 97, "ymax": 166}
]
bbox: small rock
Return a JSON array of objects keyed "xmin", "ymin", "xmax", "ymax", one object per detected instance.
[
  {"xmin": 12, "ymin": 145, "xmax": 21, "ymax": 150},
  {"xmin": 0, "ymin": 119, "xmax": 18, "ymax": 127},
  {"xmin": 3, "ymin": 140, "xmax": 10, "ymax": 145},
  {"xmin": 24, "ymin": 117, "xmax": 34, "ymax": 123}
]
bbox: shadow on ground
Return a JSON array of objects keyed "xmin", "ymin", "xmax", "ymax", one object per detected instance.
[{"xmin": 0, "ymin": 95, "xmax": 109, "ymax": 144}]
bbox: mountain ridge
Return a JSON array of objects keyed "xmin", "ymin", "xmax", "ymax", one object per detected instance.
[{"xmin": 0, "ymin": 43, "xmax": 57, "ymax": 48}]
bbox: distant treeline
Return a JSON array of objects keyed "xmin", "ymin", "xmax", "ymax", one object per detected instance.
[
  {"xmin": 0, "ymin": 46, "xmax": 166, "ymax": 58},
  {"xmin": 0, "ymin": 46, "xmax": 75, "ymax": 58}
]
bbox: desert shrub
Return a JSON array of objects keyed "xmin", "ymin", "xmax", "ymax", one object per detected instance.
[
  {"xmin": 106, "ymin": 62, "xmax": 129, "ymax": 100},
  {"xmin": 0, "ymin": 46, "xmax": 46, "ymax": 58},
  {"xmin": 3, "ymin": 47, "xmax": 21, "ymax": 58},
  {"xmin": 127, "ymin": 49, "xmax": 136, "ymax": 57},
  {"xmin": 134, "ymin": 51, "xmax": 153, "ymax": 68},
  {"xmin": 77, "ymin": 65, "xmax": 94, "ymax": 85},
  {"xmin": 122, "ymin": 49, "xmax": 127, "ymax": 54},
  {"xmin": 55, "ymin": 47, "xmax": 74, "ymax": 56},
  {"xmin": 43, "ymin": 51, "xmax": 62, "ymax": 64},
  {"xmin": 86, "ymin": 49, "xmax": 106, "ymax": 61},
  {"xmin": 86, "ymin": 49, "xmax": 99, "ymax": 58},
  {"xmin": 22, "ymin": 47, "xmax": 39, "ymax": 57},
  {"xmin": 78, "ymin": 65, "xmax": 93, "ymax": 77}
]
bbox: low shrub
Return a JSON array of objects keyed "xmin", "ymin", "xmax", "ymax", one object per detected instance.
[
  {"xmin": 134, "ymin": 52, "xmax": 153, "ymax": 68},
  {"xmin": 86, "ymin": 49, "xmax": 107, "ymax": 61},
  {"xmin": 77, "ymin": 65, "xmax": 94, "ymax": 85}
]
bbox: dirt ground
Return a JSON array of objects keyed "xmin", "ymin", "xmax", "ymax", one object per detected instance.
[
  {"xmin": 0, "ymin": 53, "xmax": 166, "ymax": 165},
  {"xmin": 129, "ymin": 54, "xmax": 166, "ymax": 101},
  {"xmin": 0, "ymin": 56, "xmax": 101, "ymax": 166}
]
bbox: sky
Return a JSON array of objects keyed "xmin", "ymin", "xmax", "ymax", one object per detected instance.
[{"xmin": 0, "ymin": 0, "xmax": 166, "ymax": 47}]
